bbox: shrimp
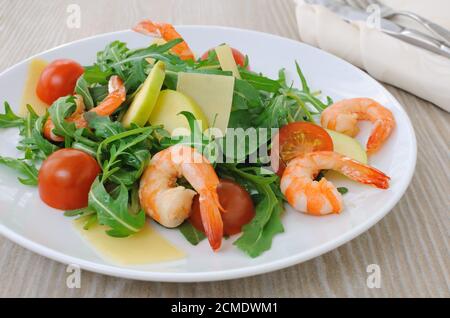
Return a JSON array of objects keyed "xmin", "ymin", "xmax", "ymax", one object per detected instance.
[
  {"xmin": 139, "ymin": 144, "xmax": 223, "ymax": 251},
  {"xmin": 320, "ymin": 98, "xmax": 395, "ymax": 154},
  {"xmin": 133, "ymin": 20, "xmax": 195, "ymax": 61},
  {"xmin": 43, "ymin": 75, "xmax": 126, "ymax": 142},
  {"xmin": 281, "ymin": 151, "xmax": 390, "ymax": 216}
]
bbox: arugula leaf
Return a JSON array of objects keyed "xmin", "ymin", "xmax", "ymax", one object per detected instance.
[
  {"xmin": 84, "ymin": 65, "xmax": 112, "ymax": 85},
  {"xmin": 237, "ymin": 200, "xmax": 284, "ymax": 258},
  {"xmin": 82, "ymin": 214, "xmax": 98, "ymax": 230},
  {"xmin": 85, "ymin": 112, "xmax": 125, "ymax": 138},
  {"xmin": 0, "ymin": 156, "xmax": 38, "ymax": 185},
  {"xmin": 96, "ymin": 40, "xmax": 129, "ymax": 79},
  {"xmin": 72, "ymin": 142, "xmax": 97, "ymax": 157},
  {"xmin": 115, "ymin": 39, "xmax": 183, "ymax": 67},
  {"xmin": 337, "ymin": 187, "xmax": 348, "ymax": 195},
  {"xmin": 122, "ymin": 148, "xmax": 150, "ymax": 169},
  {"xmin": 124, "ymin": 58, "xmax": 148, "ymax": 92},
  {"xmin": 0, "ymin": 102, "xmax": 24, "ymax": 128},
  {"xmin": 228, "ymin": 110, "xmax": 254, "ymax": 130},
  {"xmin": 64, "ymin": 207, "xmax": 94, "ymax": 217},
  {"xmin": 48, "ymin": 96, "xmax": 77, "ymax": 140},
  {"xmin": 179, "ymin": 221, "xmax": 206, "ymax": 245},
  {"xmin": 221, "ymin": 164, "xmax": 285, "ymax": 257},
  {"xmin": 254, "ymin": 95, "xmax": 291, "ymax": 129},
  {"xmin": 278, "ymin": 68, "xmax": 287, "ymax": 86},
  {"xmin": 89, "ymin": 85, "xmax": 109, "ymax": 105},
  {"xmin": 75, "ymin": 76, "xmax": 94, "ymax": 109},
  {"xmin": 14, "ymin": 106, "xmax": 58, "ymax": 160},
  {"xmin": 96, "ymin": 126, "xmax": 153, "ymax": 183},
  {"xmin": 232, "ymin": 78, "xmax": 262, "ymax": 111},
  {"xmin": 295, "ymin": 60, "xmax": 310, "ymax": 93},
  {"xmin": 239, "ymin": 69, "xmax": 282, "ymax": 93},
  {"xmin": 88, "ymin": 178, "xmax": 145, "ymax": 237},
  {"xmin": 17, "ymin": 105, "xmax": 39, "ymax": 158},
  {"xmin": 30, "ymin": 114, "xmax": 59, "ymax": 156},
  {"xmin": 108, "ymin": 149, "xmax": 150, "ymax": 186}
]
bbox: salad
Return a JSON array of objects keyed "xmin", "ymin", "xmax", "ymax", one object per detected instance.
[{"xmin": 0, "ymin": 20, "xmax": 395, "ymax": 257}]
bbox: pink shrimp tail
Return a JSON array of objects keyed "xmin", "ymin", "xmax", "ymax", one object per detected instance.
[
  {"xmin": 366, "ymin": 118, "xmax": 395, "ymax": 154},
  {"xmin": 132, "ymin": 19, "xmax": 195, "ymax": 61},
  {"xmin": 199, "ymin": 190, "xmax": 223, "ymax": 251},
  {"xmin": 90, "ymin": 75, "xmax": 126, "ymax": 116},
  {"xmin": 339, "ymin": 156, "xmax": 390, "ymax": 189},
  {"xmin": 133, "ymin": 20, "xmax": 162, "ymax": 37}
]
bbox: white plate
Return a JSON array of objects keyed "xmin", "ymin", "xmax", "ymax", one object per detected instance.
[{"xmin": 0, "ymin": 26, "xmax": 416, "ymax": 282}]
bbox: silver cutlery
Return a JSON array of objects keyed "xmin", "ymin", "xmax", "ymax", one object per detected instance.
[
  {"xmin": 353, "ymin": 0, "xmax": 450, "ymax": 45},
  {"xmin": 305, "ymin": 0, "xmax": 450, "ymax": 59}
]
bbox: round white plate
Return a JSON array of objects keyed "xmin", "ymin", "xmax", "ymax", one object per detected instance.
[{"xmin": 0, "ymin": 26, "xmax": 416, "ymax": 282}]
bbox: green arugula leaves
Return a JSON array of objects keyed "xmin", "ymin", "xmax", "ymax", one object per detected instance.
[
  {"xmin": 221, "ymin": 164, "xmax": 285, "ymax": 258},
  {"xmin": 75, "ymin": 76, "xmax": 94, "ymax": 110},
  {"xmin": 229, "ymin": 62, "xmax": 332, "ymax": 131},
  {"xmin": 48, "ymin": 96, "xmax": 77, "ymax": 140},
  {"xmin": 56, "ymin": 114, "xmax": 155, "ymax": 237},
  {"xmin": 89, "ymin": 178, "xmax": 145, "ymax": 237},
  {"xmin": 0, "ymin": 156, "xmax": 39, "ymax": 185},
  {"xmin": 179, "ymin": 221, "xmax": 206, "ymax": 245},
  {"xmin": 0, "ymin": 103, "xmax": 45, "ymax": 183},
  {"xmin": 0, "ymin": 102, "xmax": 24, "ymax": 128}
]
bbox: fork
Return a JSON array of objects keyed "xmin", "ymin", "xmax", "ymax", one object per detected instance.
[{"xmin": 352, "ymin": 0, "xmax": 450, "ymax": 45}]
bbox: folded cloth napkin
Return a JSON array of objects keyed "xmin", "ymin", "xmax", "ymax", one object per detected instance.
[{"xmin": 294, "ymin": 0, "xmax": 450, "ymax": 112}]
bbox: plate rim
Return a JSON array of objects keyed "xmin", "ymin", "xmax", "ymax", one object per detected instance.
[{"xmin": 0, "ymin": 25, "xmax": 417, "ymax": 282}]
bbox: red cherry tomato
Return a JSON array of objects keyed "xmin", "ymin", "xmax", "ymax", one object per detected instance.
[
  {"xmin": 200, "ymin": 47, "xmax": 247, "ymax": 68},
  {"xmin": 190, "ymin": 179, "xmax": 255, "ymax": 236},
  {"xmin": 38, "ymin": 149, "xmax": 100, "ymax": 210},
  {"xmin": 271, "ymin": 122, "xmax": 334, "ymax": 177},
  {"xmin": 36, "ymin": 59, "xmax": 84, "ymax": 105}
]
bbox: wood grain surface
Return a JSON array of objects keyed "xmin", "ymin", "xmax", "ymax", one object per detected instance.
[{"xmin": 0, "ymin": 0, "xmax": 448, "ymax": 298}]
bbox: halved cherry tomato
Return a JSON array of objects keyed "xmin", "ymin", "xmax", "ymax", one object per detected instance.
[
  {"xmin": 270, "ymin": 122, "xmax": 334, "ymax": 177},
  {"xmin": 190, "ymin": 179, "xmax": 255, "ymax": 236},
  {"xmin": 36, "ymin": 59, "xmax": 84, "ymax": 105},
  {"xmin": 200, "ymin": 47, "xmax": 247, "ymax": 68},
  {"xmin": 38, "ymin": 149, "xmax": 100, "ymax": 210}
]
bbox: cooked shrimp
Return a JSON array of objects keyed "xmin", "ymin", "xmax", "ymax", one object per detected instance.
[
  {"xmin": 89, "ymin": 75, "xmax": 126, "ymax": 116},
  {"xmin": 281, "ymin": 151, "xmax": 390, "ymax": 216},
  {"xmin": 139, "ymin": 144, "xmax": 223, "ymax": 250},
  {"xmin": 133, "ymin": 20, "xmax": 195, "ymax": 61},
  {"xmin": 44, "ymin": 75, "xmax": 126, "ymax": 142},
  {"xmin": 320, "ymin": 98, "xmax": 395, "ymax": 154}
]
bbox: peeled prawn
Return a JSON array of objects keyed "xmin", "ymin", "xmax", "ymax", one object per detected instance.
[
  {"xmin": 133, "ymin": 20, "xmax": 195, "ymax": 61},
  {"xmin": 281, "ymin": 151, "xmax": 390, "ymax": 216},
  {"xmin": 139, "ymin": 145, "xmax": 223, "ymax": 251},
  {"xmin": 321, "ymin": 98, "xmax": 395, "ymax": 154},
  {"xmin": 44, "ymin": 75, "xmax": 126, "ymax": 142}
]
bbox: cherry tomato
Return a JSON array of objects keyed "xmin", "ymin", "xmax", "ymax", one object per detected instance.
[
  {"xmin": 190, "ymin": 179, "xmax": 255, "ymax": 236},
  {"xmin": 200, "ymin": 47, "xmax": 247, "ymax": 68},
  {"xmin": 38, "ymin": 149, "xmax": 101, "ymax": 210},
  {"xmin": 36, "ymin": 59, "xmax": 84, "ymax": 105},
  {"xmin": 271, "ymin": 122, "xmax": 334, "ymax": 177}
]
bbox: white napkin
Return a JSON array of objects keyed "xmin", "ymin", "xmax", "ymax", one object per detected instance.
[{"xmin": 295, "ymin": 0, "xmax": 450, "ymax": 112}]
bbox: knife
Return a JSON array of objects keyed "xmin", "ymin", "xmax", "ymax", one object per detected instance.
[{"xmin": 304, "ymin": 0, "xmax": 450, "ymax": 59}]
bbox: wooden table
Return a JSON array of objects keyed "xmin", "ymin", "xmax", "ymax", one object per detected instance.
[{"xmin": 0, "ymin": 0, "xmax": 448, "ymax": 297}]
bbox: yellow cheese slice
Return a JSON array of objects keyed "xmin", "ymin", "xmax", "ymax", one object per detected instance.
[
  {"xmin": 74, "ymin": 220, "xmax": 185, "ymax": 265},
  {"xmin": 215, "ymin": 44, "xmax": 241, "ymax": 79},
  {"xmin": 176, "ymin": 72, "xmax": 235, "ymax": 134},
  {"xmin": 19, "ymin": 58, "xmax": 49, "ymax": 117}
]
